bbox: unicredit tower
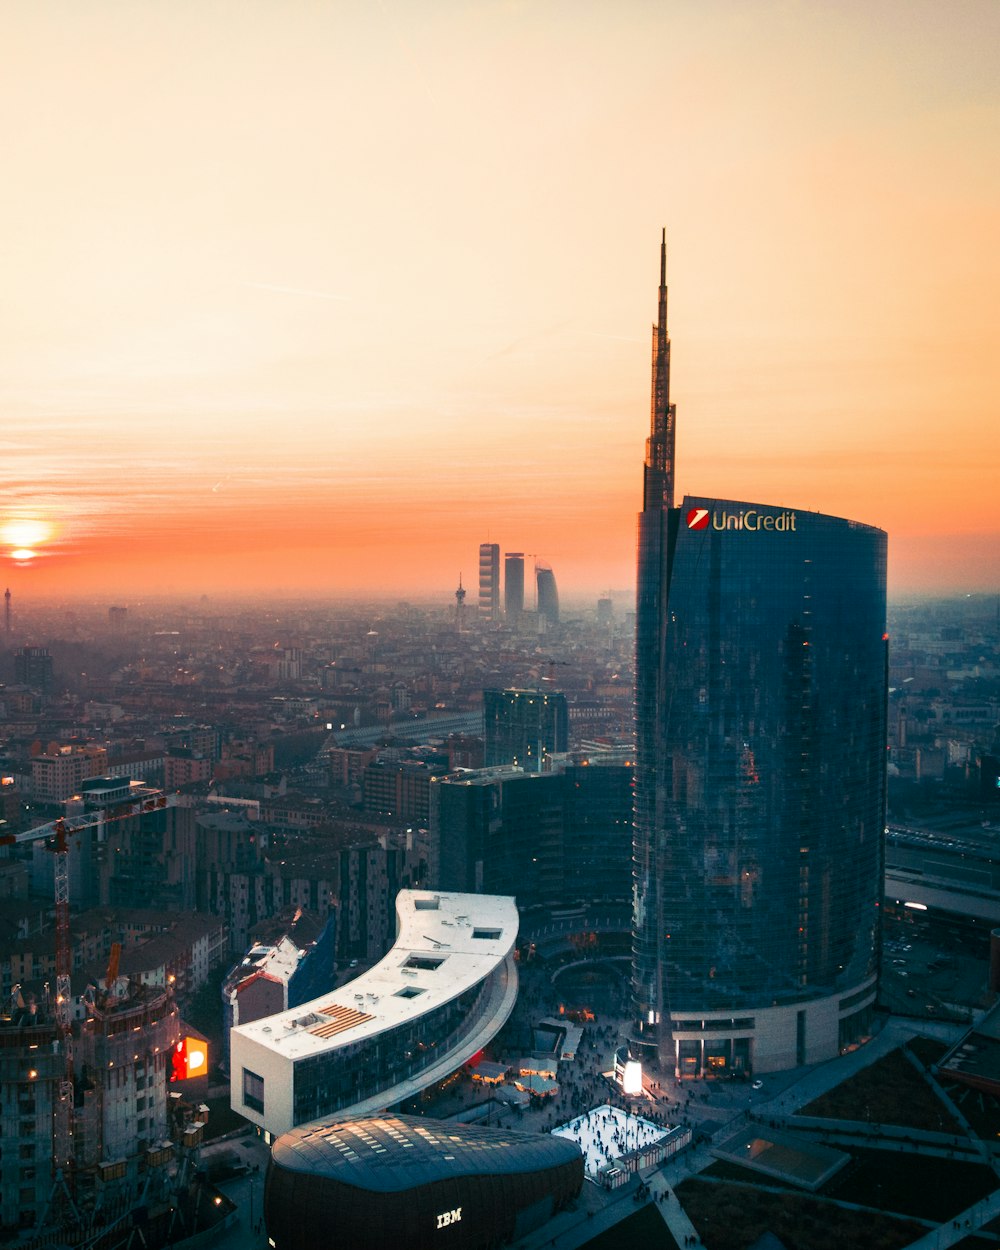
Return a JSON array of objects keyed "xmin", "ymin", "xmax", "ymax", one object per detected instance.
[{"xmin": 631, "ymin": 233, "xmax": 887, "ymax": 1076}]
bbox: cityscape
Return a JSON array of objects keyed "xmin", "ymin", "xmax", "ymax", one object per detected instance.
[{"xmin": 2, "ymin": 4, "xmax": 999, "ymax": 1250}]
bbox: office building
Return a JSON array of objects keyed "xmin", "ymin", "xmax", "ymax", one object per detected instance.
[
  {"xmin": 504, "ymin": 552, "xmax": 525, "ymax": 619},
  {"xmin": 632, "ymin": 233, "xmax": 887, "ymax": 1075},
  {"xmin": 230, "ymin": 890, "xmax": 518, "ymax": 1138},
  {"xmin": 482, "ymin": 688, "xmax": 568, "ymax": 772},
  {"xmin": 535, "ymin": 562, "xmax": 559, "ymax": 627},
  {"xmin": 429, "ymin": 761, "xmax": 632, "ymax": 921},
  {"xmin": 264, "ymin": 1115, "xmax": 583, "ymax": 1250},
  {"xmin": 478, "ymin": 543, "xmax": 500, "ymax": 621}
]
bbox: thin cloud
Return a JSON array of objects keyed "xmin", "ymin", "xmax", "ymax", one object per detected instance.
[{"xmin": 244, "ymin": 282, "xmax": 351, "ymax": 302}]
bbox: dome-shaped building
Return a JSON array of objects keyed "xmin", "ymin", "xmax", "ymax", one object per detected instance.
[{"xmin": 264, "ymin": 1114, "xmax": 584, "ymax": 1250}]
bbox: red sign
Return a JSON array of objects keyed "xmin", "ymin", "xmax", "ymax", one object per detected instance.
[{"xmin": 170, "ymin": 1037, "xmax": 209, "ymax": 1082}]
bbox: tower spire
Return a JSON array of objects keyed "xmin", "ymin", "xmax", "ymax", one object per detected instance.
[
  {"xmin": 644, "ymin": 228, "xmax": 676, "ymax": 512},
  {"xmin": 660, "ymin": 226, "xmax": 666, "ymax": 288}
]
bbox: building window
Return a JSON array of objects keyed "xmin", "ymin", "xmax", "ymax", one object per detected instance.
[{"xmin": 243, "ymin": 1068, "xmax": 265, "ymax": 1114}]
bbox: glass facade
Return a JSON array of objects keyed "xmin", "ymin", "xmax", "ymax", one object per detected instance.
[
  {"xmin": 430, "ymin": 763, "xmax": 633, "ymax": 915},
  {"xmin": 535, "ymin": 564, "xmax": 559, "ymax": 626},
  {"xmin": 482, "ymin": 689, "xmax": 568, "ymax": 772},
  {"xmin": 632, "ymin": 496, "xmax": 887, "ymax": 1069},
  {"xmin": 504, "ymin": 552, "xmax": 525, "ymax": 618},
  {"xmin": 289, "ymin": 978, "xmax": 492, "ymax": 1125}
]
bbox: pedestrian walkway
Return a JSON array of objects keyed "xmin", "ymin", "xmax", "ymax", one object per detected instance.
[
  {"xmin": 902, "ymin": 1186, "xmax": 1000, "ymax": 1249},
  {"xmin": 644, "ymin": 1164, "xmax": 706, "ymax": 1248},
  {"xmin": 512, "ymin": 1178, "xmax": 662, "ymax": 1250}
]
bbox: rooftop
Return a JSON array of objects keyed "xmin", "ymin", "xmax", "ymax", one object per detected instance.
[
  {"xmin": 271, "ymin": 1114, "xmax": 581, "ymax": 1192},
  {"xmin": 232, "ymin": 890, "xmax": 517, "ymax": 1060}
]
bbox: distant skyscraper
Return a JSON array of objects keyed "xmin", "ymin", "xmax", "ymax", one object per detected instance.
[
  {"xmin": 504, "ymin": 552, "xmax": 525, "ymax": 619},
  {"xmin": 108, "ymin": 604, "xmax": 128, "ymax": 633},
  {"xmin": 535, "ymin": 562, "xmax": 559, "ymax": 627},
  {"xmin": 479, "ymin": 543, "xmax": 500, "ymax": 620},
  {"xmin": 3, "ymin": 588, "xmax": 10, "ymax": 635},
  {"xmin": 483, "ymin": 688, "xmax": 568, "ymax": 773},
  {"xmin": 632, "ymin": 233, "xmax": 887, "ymax": 1076}
]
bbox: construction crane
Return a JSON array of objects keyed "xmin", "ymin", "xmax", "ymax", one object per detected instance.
[{"xmin": 0, "ymin": 791, "xmax": 176, "ymax": 1187}]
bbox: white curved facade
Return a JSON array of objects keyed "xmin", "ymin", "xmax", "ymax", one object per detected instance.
[{"xmin": 230, "ymin": 890, "xmax": 518, "ymax": 1138}]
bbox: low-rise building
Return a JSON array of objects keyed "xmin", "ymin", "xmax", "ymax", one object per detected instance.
[{"xmin": 231, "ymin": 890, "xmax": 517, "ymax": 1139}]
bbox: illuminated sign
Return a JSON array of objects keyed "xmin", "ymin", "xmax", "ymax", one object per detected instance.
[
  {"xmin": 687, "ymin": 507, "xmax": 797, "ymax": 533},
  {"xmin": 622, "ymin": 1060, "xmax": 643, "ymax": 1096},
  {"xmin": 169, "ymin": 1036, "xmax": 209, "ymax": 1082},
  {"xmin": 436, "ymin": 1208, "xmax": 462, "ymax": 1230}
]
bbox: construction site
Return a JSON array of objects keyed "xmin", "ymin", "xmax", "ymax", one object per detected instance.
[{"xmin": 0, "ymin": 788, "xmax": 234, "ymax": 1250}]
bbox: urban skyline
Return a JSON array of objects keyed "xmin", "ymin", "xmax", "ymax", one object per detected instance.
[{"xmin": 2, "ymin": 1, "xmax": 998, "ymax": 602}]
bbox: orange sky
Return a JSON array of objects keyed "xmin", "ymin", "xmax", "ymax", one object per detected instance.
[{"xmin": 2, "ymin": 1, "xmax": 998, "ymax": 603}]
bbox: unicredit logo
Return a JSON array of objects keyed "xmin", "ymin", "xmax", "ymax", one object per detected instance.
[{"xmin": 686, "ymin": 507, "xmax": 798, "ymax": 533}]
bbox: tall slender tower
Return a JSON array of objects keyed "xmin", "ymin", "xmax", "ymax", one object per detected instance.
[
  {"xmin": 504, "ymin": 553, "xmax": 525, "ymax": 620},
  {"xmin": 633, "ymin": 229, "xmax": 678, "ymax": 1068},
  {"xmin": 631, "ymin": 233, "xmax": 887, "ymax": 1077},
  {"xmin": 3, "ymin": 588, "xmax": 9, "ymax": 636},
  {"xmin": 479, "ymin": 543, "xmax": 500, "ymax": 621},
  {"xmin": 643, "ymin": 228, "xmax": 675, "ymax": 514},
  {"xmin": 454, "ymin": 574, "xmax": 467, "ymax": 633}
]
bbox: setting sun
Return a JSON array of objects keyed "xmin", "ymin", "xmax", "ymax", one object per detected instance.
[{"xmin": 1, "ymin": 519, "xmax": 52, "ymax": 549}]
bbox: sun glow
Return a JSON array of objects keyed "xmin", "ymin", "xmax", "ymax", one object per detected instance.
[
  {"xmin": 11, "ymin": 548, "xmax": 37, "ymax": 561},
  {"xmin": 2, "ymin": 519, "xmax": 52, "ymax": 549}
]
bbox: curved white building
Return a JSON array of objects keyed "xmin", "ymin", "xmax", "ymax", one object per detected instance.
[{"xmin": 230, "ymin": 891, "xmax": 518, "ymax": 1139}]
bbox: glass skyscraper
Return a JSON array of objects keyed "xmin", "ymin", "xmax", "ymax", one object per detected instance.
[{"xmin": 632, "ymin": 236, "xmax": 888, "ymax": 1076}]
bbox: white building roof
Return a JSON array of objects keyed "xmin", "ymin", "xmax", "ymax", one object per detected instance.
[{"xmin": 232, "ymin": 891, "xmax": 517, "ymax": 1062}]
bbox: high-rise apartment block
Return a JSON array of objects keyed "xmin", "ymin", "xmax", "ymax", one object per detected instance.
[
  {"xmin": 14, "ymin": 645, "xmax": 53, "ymax": 696},
  {"xmin": 631, "ymin": 234, "xmax": 887, "ymax": 1076},
  {"xmin": 478, "ymin": 543, "xmax": 500, "ymax": 620},
  {"xmin": 31, "ymin": 744, "xmax": 109, "ymax": 804}
]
